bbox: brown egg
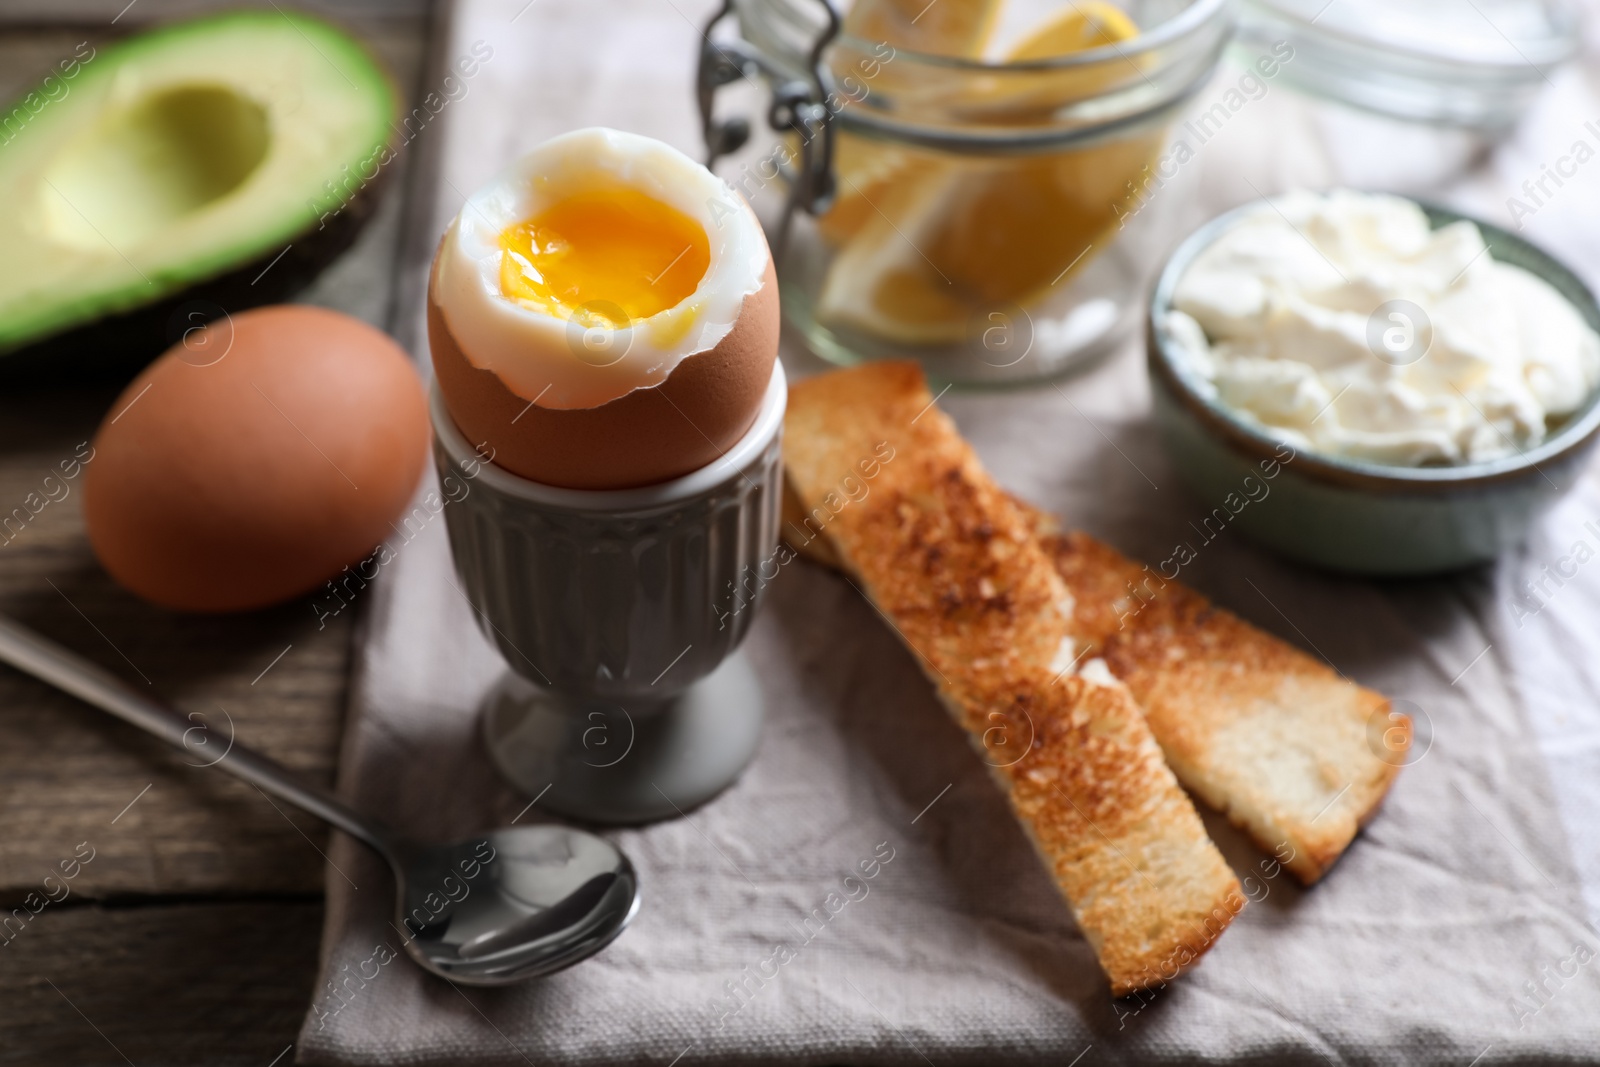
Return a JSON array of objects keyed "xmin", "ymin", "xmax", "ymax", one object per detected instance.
[
  {"xmin": 84, "ymin": 305, "xmax": 430, "ymax": 613},
  {"xmin": 428, "ymin": 258, "xmax": 778, "ymax": 490}
]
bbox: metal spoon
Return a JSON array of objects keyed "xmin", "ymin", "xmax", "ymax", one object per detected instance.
[{"xmin": 0, "ymin": 613, "xmax": 639, "ymax": 985}]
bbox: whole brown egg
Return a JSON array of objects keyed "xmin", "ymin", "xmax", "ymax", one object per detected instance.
[{"xmin": 84, "ymin": 305, "xmax": 430, "ymax": 612}]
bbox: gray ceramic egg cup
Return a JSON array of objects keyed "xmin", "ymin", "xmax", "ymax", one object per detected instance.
[{"xmin": 430, "ymin": 363, "xmax": 785, "ymax": 824}]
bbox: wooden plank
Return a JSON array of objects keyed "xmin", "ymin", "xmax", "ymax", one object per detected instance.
[
  {"xmin": 0, "ymin": 900, "xmax": 323, "ymax": 1066},
  {"xmin": 0, "ymin": 10, "xmax": 431, "ymax": 902},
  {"xmin": 0, "ymin": 5, "xmax": 442, "ymax": 1061},
  {"xmin": 0, "ymin": 431, "xmax": 353, "ymax": 898}
]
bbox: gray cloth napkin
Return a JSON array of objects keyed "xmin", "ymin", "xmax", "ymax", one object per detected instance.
[
  {"xmin": 295, "ymin": 355, "xmax": 1600, "ymax": 1063},
  {"xmin": 296, "ymin": 0, "xmax": 1600, "ymax": 1060}
]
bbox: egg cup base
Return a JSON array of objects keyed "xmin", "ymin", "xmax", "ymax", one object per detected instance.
[
  {"xmin": 477, "ymin": 650, "xmax": 764, "ymax": 825},
  {"xmin": 431, "ymin": 364, "xmax": 785, "ymax": 823}
]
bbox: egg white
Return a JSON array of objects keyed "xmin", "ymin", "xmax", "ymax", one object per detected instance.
[{"xmin": 435, "ymin": 127, "xmax": 769, "ymax": 410}]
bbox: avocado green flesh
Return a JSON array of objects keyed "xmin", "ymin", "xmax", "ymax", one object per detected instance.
[{"xmin": 0, "ymin": 11, "xmax": 397, "ymax": 353}]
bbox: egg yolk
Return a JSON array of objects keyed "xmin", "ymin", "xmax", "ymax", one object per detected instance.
[{"xmin": 498, "ymin": 188, "xmax": 710, "ymax": 327}]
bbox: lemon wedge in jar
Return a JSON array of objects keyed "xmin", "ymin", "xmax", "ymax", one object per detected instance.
[
  {"xmin": 841, "ymin": 0, "xmax": 1001, "ymax": 57},
  {"xmin": 817, "ymin": 132, "xmax": 938, "ymax": 246},
  {"xmin": 1010, "ymin": 0, "xmax": 1137, "ymax": 58},
  {"xmin": 821, "ymin": 0, "xmax": 1002, "ymax": 245},
  {"xmin": 817, "ymin": 1, "xmax": 1158, "ymax": 347}
]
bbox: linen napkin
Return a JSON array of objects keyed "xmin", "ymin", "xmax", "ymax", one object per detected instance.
[
  {"xmin": 299, "ymin": 0, "xmax": 1600, "ymax": 1061},
  {"xmin": 296, "ymin": 397, "xmax": 1600, "ymax": 1065}
]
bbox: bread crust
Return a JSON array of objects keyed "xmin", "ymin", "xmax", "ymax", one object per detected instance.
[
  {"xmin": 784, "ymin": 361, "xmax": 1244, "ymax": 996},
  {"xmin": 1035, "ymin": 526, "xmax": 1406, "ymax": 884}
]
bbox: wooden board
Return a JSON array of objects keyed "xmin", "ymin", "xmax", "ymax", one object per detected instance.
[
  {"xmin": 0, "ymin": 1, "xmax": 444, "ymax": 1061},
  {"xmin": 0, "ymin": 416, "xmax": 354, "ymax": 900},
  {"xmin": 0, "ymin": 900, "xmax": 324, "ymax": 1067}
]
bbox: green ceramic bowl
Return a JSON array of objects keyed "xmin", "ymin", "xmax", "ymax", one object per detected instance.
[{"xmin": 1147, "ymin": 200, "xmax": 1600, "ymax": 576}]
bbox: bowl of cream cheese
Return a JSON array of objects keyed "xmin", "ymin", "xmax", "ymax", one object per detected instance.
[{"xmin": 1148, "ymin": 188, "xmax": 1600, "ymax": 575}]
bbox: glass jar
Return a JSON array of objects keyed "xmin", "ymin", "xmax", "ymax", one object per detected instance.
[{"xmin": 698, "ymin": 0, "xmax": 1233, "ymax": 384}]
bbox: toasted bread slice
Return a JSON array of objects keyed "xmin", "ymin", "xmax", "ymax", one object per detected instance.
[
  {"xmin": 780, "ymin": 368, "xmax": 1407, "ymax": 885},
  {"xmin": 785, "ymin": 361, "xmax": 1244, "ymax": 996},
  {"xmin": 1031, "ymin": 524, "xmax": 1405, "ymax": 883}
]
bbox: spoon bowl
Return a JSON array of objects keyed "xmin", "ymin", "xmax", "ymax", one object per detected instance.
[{"xmin": 392, "ymin": 825, "xmax": 639, "ymax": 984}]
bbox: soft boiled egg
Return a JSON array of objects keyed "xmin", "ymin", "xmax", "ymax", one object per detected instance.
[{"xmin": 429, "ymin": 127, "xmax": 779, "ymax": 490}]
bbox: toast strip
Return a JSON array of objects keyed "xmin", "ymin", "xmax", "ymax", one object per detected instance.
[
  {"xmin": 1028, "ymin": 519, "xmax": 1406, "ymax": 883},
  {"xmin": 781, "ymin": 366, "xmax": 1407, "ymax": 885},
  {"xmin": 784, "ymin": 362, "xmax": 1243, "ymax": 995}
]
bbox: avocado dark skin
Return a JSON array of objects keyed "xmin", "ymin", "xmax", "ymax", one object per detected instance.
[{"xmin": 0, "ymin": 168, "xmax": 388, "ymax": 388}]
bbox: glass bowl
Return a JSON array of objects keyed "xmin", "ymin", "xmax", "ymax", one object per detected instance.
[{"xmin": 1235, "ymin": 0, "xmax": 1582, "ymax": 130}]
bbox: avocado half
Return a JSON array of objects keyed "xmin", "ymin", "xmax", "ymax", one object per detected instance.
[{"xmin": 0, "ymin": 11, "xmax": 398, "ymax": 375}]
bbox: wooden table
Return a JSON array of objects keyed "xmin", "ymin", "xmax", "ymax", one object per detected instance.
[{"xmin": 0, "ymin": 3, "xmax": 443, "ymax": 1062}]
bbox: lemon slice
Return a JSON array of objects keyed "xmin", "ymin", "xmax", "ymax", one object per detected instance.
[
  {"xmin": 816, "ymin": 1, "xmax": 1154, "ymax": 347},
  {"xmin": 963, "ymin": 1, "xmax": 1144, "ymax": 120},
  {"xmin": 817, "ymin": 173, "xmax": 969, "ymax": 346},
  {"xmin": 841, "ymin": 0, "xmax": 1001, "ymax": 56},
  {"xmin": 822, "ymin": 0, "xmax": 1003, "ymax": 245},
  {"xmin": 817, "ymin": 135, "xmax": 938, "ymax": 245},
  {"xmin": 1009, "ymin": 1, "xmax": 1138, "ymax": 58}
]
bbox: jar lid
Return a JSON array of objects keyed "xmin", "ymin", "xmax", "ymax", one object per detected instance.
[{"xmin": 1237, "ymin": 0, "xmax": 1581, "ymax": 129}]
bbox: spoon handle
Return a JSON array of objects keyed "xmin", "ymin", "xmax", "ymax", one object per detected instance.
[{"xmin": 0, "ymin": 612, "xmax": 390, "ymax": 856}]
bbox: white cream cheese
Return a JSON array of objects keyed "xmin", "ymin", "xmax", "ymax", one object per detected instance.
[{"xmin": 1164, "ymin": 190, "xmax": 1600, "ymax": 466}]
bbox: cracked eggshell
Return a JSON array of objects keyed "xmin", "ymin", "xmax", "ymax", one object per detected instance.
[{"xmin": 428, "ymin": 256, "xmax": 778, "ymax": 490}]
